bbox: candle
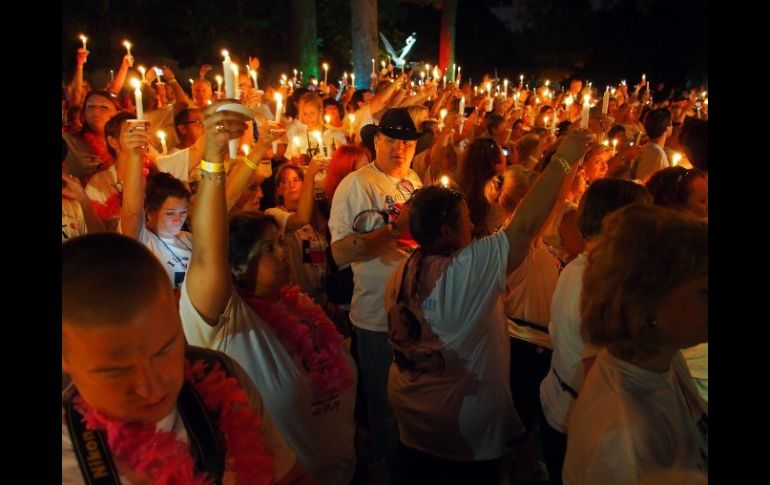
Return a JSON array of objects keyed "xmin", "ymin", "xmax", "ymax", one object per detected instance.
[
  {"xmin": 311, "ymin": 79, "xmax": 318, "ymax": 87},
  {"xmin": 293, "ymin": 69, "xmax": 298, "ymax": 83},
  {"xmin": 581, "ymin": 95, "xmax": 590, "ymax": 128},
  {"xmin": 189, "ymin": 78, "xmax": 194, "ymax": 85},
  {"xmin": 231, "ymin": 63, "xmax": 240, "ymax": 99},
  {"xmin": 672, "ymin": 152, "xmax": 682, "ymax": 166},
  {"xmin": 543, "ymin": 115, "xmax": 549, "ymax": 128},
  {"xmin": 381, "ymin": 60, "xmax": 387, "ymax": 70},
  {"xmin": 612, "ymin": 139, "xmax": 618, "ymax": 155},
  {"xmin": 519, "ymin": 74, "xmax": 524, "ymax": 87},
  {"xmin": 324, "ymin": 114, "xmax": 331, "ymax": 126},
  {"xmin": 513, "ymin": 92, "xmax": 520, "ymax": 110},
  {"xmin": 322, "ymin": 62, "xmax": 329, "ymax": 84},
  {"xmin": 215, "ymin": 75, "xmax": 223, "ymax": 96},
  {"xmin": 351, "ymin": 73, "xmax": 355, "ymax": 87},
  {"xmin": 138, "ymin": 66, "xmax": 146, "ymax": 83},
  {"xmin": 79, "ymin": 34, "xmax": 87, "ymax": 51},
  {"xmin": 110, "ymin": 69, "xmax": 114, "ymax": 82},
  {"xmin": 123, "ymin": 40, "xmax": 132, "ymax": 57},
  {"xmin": 274, "ymin": 92, "xmax": 283, "ymax": 122},
  {"xmin": 312, "ymin": 130, "xmax": 324, "ymax": 157},
  {"xmin": 440, "ymin": 175, "xmax": 450, "ymax": 188},
  {"xmin": 458, "ymin": 96, "xmax": 465, "ymax": 116},
  {"xmin": 293, "ymin": 136, "xmax": 302, "ymax": 150},
  {"xmin": 420, "ymin": 71, "xmax": 426, "ymax": 81},
  {"xmin": 457, "ymin": 66, "xmax": 461, "ymax": 81},
  {"xmin": 452, "ymin": 63, "xmax": 456, "ymax": 82},
  {"xmin": 474, "ymin": 86, "xmax": 478, "ymax": 97},
  {"xmin": 157, "ymin": 130, "xmax": 167, "ymax": 155},
  {"xmin": 439, "ymin": 108, "xmax": 447, "ymax": 129},
  {"xmin": 347, "ymin": 113, "xmax": 356, "ymax": 137},
  {"xmin": 242, "ymin": 144, "xmax": 250, "ymax": 157},
  {"xmin": 442, "ymin": 75, "xmax": 447, "ymax": 89},
  {"xmin": 222, "ymin": 50, "xmax": 235, "ymax": 98},
  {"xmin": 602, "ymin": 86, "xmax": 610, "ymax": 115},
  {"xmin": 503, "ymin": 79, "xmax": 509, "ymax": 96},
  {"xmin": 155, "ymin": 67, "xmax": 163, "ymax": 83},
  {"xmin": 564, "ymin": 95, "xmax": 574, "ymax": 107},
  {"xmin": 433, "ymin": 67, "xmax": 441, "ymax": 81},
  {"xmin": 131, "ymin": 78, "xmax": 143, "ymax": 120},
  {"xmin": 371, "ymin": 58, "xmax": 375, "ymax": 75},
  {"xmin": 641, "ymin": 73, "xmax": 646, "ymax": 85}
]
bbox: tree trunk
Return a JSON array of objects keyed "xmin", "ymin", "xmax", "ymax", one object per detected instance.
[
  {"xmin": 351, "ymin": 0, "xmax": 378, "ymax": 90},
  {"xmin": 291, "ymin": 0, "xmax": 319, "ymax": 79},
  {"xmin": 438, "ymin": 0, "xmax": 458, "ymax": 81}
]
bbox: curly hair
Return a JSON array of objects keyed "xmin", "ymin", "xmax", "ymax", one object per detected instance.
[
  {"xmin": 458, "ymin": 138, "xmax": 504, "ymax": 236},
  {"xmin": 581, "ymin": 204, "xmax": 708, "ymax": 360}
]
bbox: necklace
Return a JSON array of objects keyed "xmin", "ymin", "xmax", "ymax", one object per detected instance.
[
  {"xmin": 150, "ymin": 229, "xmax": 192, "ymax": 270},
  {"xmin": 236, "ymin": 285, "xmax": 354, "ymax": 396}
]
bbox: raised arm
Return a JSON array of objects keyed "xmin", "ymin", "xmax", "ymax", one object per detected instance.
[
  {"xmin": 368, "ymin": 73, "xmax": 406, "ymax": 114},
  {"xmin": 109, "ymin": 54, "xmax": 134, "ymax": 95},
  {"xmin": 185, "ymin": 101, "xmax": 251, "ymax": 324},
  {"xmin": 225, "ymin": 121, "xmax": 277, "ymax": 212},
  {"xmin": 68, "ymin": 48, "xmax": 89, "ymax": 106},
  {"xmin": 161, "ymin": 66, "xmax": 193, "ymax": 113},
  {"xmin": 119, "ymin": 121, "xmax": 151, "ymax": 239},
  {"xmin": 504, "ymin": 129, "xmax": 594, "ymax": 273},
  {"xmin": 282, "ymin": 157, "xmax": 329, "ymax": 231}
]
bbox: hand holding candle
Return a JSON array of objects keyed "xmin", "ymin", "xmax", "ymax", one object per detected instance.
[
  {"xmin": 79, "ymin": 34, "xmax": 88, "ymax": 52},
  {"xmin": 156, "ymin": 130, "xmax": 168, "ymax": 155},
  {"xmin": 131, "ymin": 79, "xmax": 144, "ymax": 120}
]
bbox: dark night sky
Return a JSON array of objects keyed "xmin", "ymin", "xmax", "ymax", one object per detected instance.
[{"xmin": 62, "ymin": 0, "xmax": 707, "ymax": 89}]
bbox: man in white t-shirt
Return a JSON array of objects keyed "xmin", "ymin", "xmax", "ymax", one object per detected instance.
[
  {"xmin": 636, "ymin": 107, "xmax": 673, "ymax": 182},
  {"xmin": 328, "ymin": 108, "xmax": 423, "ymax": 481},
  {"xmin": 62, "ymin": 234, "xmax": 307, "ymax": 484}
]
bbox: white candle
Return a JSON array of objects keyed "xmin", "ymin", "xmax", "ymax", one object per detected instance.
[
  {"xmin": 79, "ymin": 34, "xmax": 87, "ymax": 51},
  {"xmin": 324, "ymin": 114, "xmax": 331, "ymax": 126},
  {"xmin": 514, "ymin": 92, "xmax": 520, "ymax": 110},
  {"xmin": 543, "ymin": 115, "xmax": 549, "ymax": 128},
  {"xmin": 442, "ymin": 75, "xmax": 447, "ymax": 89},
  {"xmin": 110, "ymin": 69, "xmax": 114, "ymax": 82},
  {"xmin": 323, "ymin": 63, "xmax": 329, "ymax": 84},
  {"xmin": 439, "ymin": 108, "xmax": 447, "ymax": 129},
  {"xmin": 602, "ymin": 86, "xmax": 610, "ymax": 115},
  {"xmin": 672, "ymin": 152, "xmax": 682, "ymax": 166},
  {"xmin": 351, "ymin": 73, "xmax": 355, "ymax": 87},
  {"xmin": 155, "ymin": 67, "xmax": 163, "ymax": 83},
  {"xmin": 440, "ymin": 175, "xmax": 450, "ymax": 188},
  {"xmin": 641, "ymin": 73, "xmax": 646, "ymax": 85},
  {"xmin": 581, "ymin": 95, "xmax": 591, "ymax": 128},
  {"xmin": 131, "ymin": 79, "xmax": 143, "ymax": 120},
  {"xmin": 157, "ymin": 130, "xmax": 167, "ymax": 155},
  {"xmin": 231, "ymin": 63, "xmax": 240, "ymax": 99},
  {"xmin": 612, "ymin": 139, "xmax": 618, "ymax": 155},
  {"xmin": 458, "ymin": 96, "xmax": 465, "ymax": 116},
  {"xmin": 452, "ymin": 63, "xmax": 456, "ymax": 82},
  {"xmin": 381, "ymin": 60, "xmax": 387, "ymax": 71},
  {"xmin": 371, "ymin": 58, "xmax": 376, "ymax": 75},
  {"xmin": 242, "ymin": 144, "xmax": 250, "ymax": 157},
  {"xmin": 293, "ymin": 69, "xmax": 298, "ymax": 83},
  {"xmin": 519, "ymin": 74, "xmax": 524, "ymax": 87},
  {"xmin": 138, "ymin": 66, "xmax": 146, "ymax": 83},
  {"xmin": 503, "ymin": 79, "xmax": 509, "ymax": 96},
  {"xmin": 274, "ymin": 92, "xmax": 283, "ymax": 122},
  {"xmin": 123, "ymin": 40, "xmax": 132, "ymax": 57},
  {"xmin": 222, "ymin": 50, "xmax": 235, "ymax": 98},
  {"xmin": 457, "ymin": 66, "xmax": 461, "ymax": 81},
  {"xmin": 348, "ymin": 113, "xmax": 356, "ymax": 137},
  {"xmin": 474, "ymin": 86, "xmax": 478, "ymax": 97}
]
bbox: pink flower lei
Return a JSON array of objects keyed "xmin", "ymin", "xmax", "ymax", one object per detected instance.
[
  {"xmin": 237, "ymin": 285, "xmax": 355, "ymax": 396},
  {"xmin": 73, "ymin": 358, "xmax": 275, "ymax": 484}
]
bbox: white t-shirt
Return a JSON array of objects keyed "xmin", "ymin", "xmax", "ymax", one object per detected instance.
[
  {"xmin": 85, "ymin": 165, "xmax": 121, "ymax": 232},
  {"xmin": 155, "ymin": 147, "xmax": 191, "ymax": 182},
  {"xmin": 62, "ymin": 351, "xmax": 296, "ymax": 484},
  {"xmin": 540, "ymin": 253, "xmax": 596, "ymax": 432},
  {"xmin": 385, "ymin": 231, "xmax": 525, "ymax": 461},
  {"xmin": 328, "ymin": 162, "xmax": 423, "ymax": 332},
  {"xmin": 353, "ymin": 104, "xmax": 374, "ymax": 140},
  {"xmin": 62, "ymin": 198, "xmax": 86, "ymax": 242},
  {"xmin": 562, "ymin": 349, "xmax": 708, "ymax": 485},
  {"xmin": 133, "ymin": 226, "xmax": 193, "ymax": 289},
  {"xmin": 504, "ymin": 239, "xmax": 560, "ymax": 349},
  {"xmin": 265, "ymin": 206, "xmax": 330, "ymax": 306},
  {"xmin": 636, "ymin": 142, "xmax": 670, "ymax": 182},
  {"xmin": 179, "ymin": 281, "xmax": 357, "ymax": 484}
]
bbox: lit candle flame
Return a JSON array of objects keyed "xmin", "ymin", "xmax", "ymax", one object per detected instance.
[
  {"xmin": 312, "ymin": 130, "xmax": 323, "ymax": 145},
  {"xmin": 123, "ymin": 40, "xmax": 132, "ymax": 51},
  {"xmin": 79, "ymin": 34, "xmax": 87, "ymax": 50},
  {"xmin": 221, "ymin": 49, "xmax": 229, "ymax": 59},
  {"xmin": 348, "ymin": 113, "xmax": 356, "ymax": 124},
  {"xmin": 672, "ymin": 153, "xmax": 682, "ymax": 165},
  {"xmin": 242, "ymin": 144, "xmax": 250, "ymax": 156},
  {"xmin": 130, "ymin": 78, "xmax": 141, "ymax": 90},
  {"xmin": 440, "ymin": 175, "xmax": 450, "ymax": 188},
  {"xmin": 324, "ymin": 114, "xmax": 332, "ymax": 125},
  {"xmin": 293, "ymin": 136, "xmax": 302, "ymax": 148},
  {"xmin": 564, "ymin": 95, "xmax": 574, "ymax": 106},
  {"xmin": 274, "ymin": 92, "xmax": 282, "ymax": 102},
  {"xmin": 323, "ymin": 63, "xmax": 329, "ymax": 71},
  {"xmin": 440, "ymin": 109, "xmax": 448, "ymax": 120},
  {"xmin": 156, "ymin": 130, "xmax": 166, "ymax": 140}
]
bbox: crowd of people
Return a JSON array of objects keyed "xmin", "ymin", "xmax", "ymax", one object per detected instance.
[{"xmin": 62, "ymin": 43, "xmax": 708, "ymax": 485}]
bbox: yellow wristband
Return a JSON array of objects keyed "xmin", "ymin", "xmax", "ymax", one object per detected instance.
[
  {"xmin": 552, "ymin": 154, "xmax": 573, "ymax": 174},
  {"xmin": 242, "ymin": 156, "xmax": 258, "ymax": 171},
  {"xmin": 200, "ymin": 160, "xmax": 225, "ymax": 173}
]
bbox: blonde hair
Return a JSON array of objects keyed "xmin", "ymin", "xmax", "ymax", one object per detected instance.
[
  {"xmin": 298, "ymin": 92, "xmax": 323, "ymax": 112},
  {"xmin": 581, "ymin": 204, "xmax": 708, "ymax": 359}
]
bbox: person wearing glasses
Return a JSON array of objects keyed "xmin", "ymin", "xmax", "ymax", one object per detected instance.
[
  {"xmin": 384, "ymin": 129, "xmax": 596, "ymax": 484},
  {"xmin": 328, "ymin": 107, "xmax": 424, "ymax": 482}
]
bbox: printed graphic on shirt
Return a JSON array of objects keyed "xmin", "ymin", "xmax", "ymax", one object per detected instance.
[{"xmin": 388, "ymin": 301, "xmax": 446, "ymax": 377}]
